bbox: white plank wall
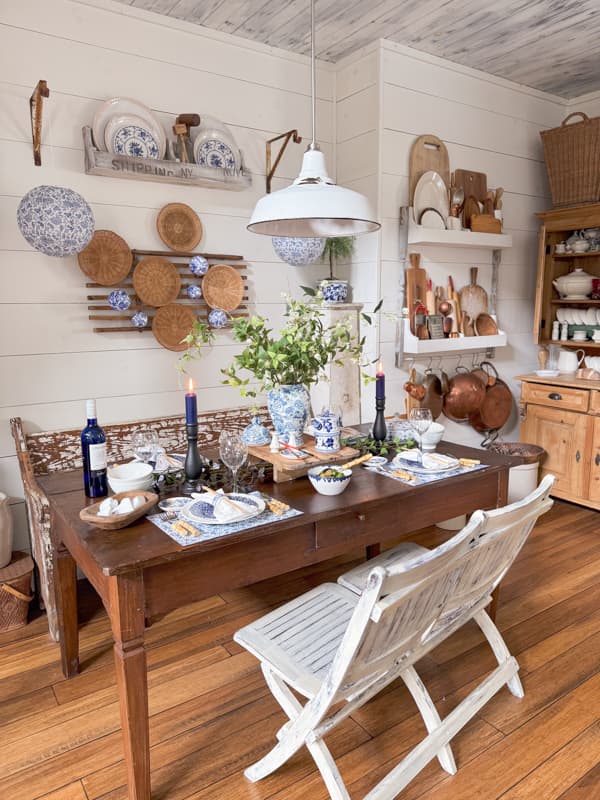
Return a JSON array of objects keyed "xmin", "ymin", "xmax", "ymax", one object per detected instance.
[
  {"xmin": 335, "ymin": 40, "xmax": 569, "ymax": 444},
  {"xmin": 0, "ymin": 0, "xmax": 335, "ymax": 550}
]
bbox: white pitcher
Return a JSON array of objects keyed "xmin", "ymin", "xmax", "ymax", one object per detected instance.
[
  {"xmin": 557, "ymin": 348, "xmax": 585, "ymax": 373},
  {"xmin": 0, "ymin": 492, "xmax": 14, "ymax": 569}
]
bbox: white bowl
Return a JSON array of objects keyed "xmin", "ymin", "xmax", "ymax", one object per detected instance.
[
  {"xmin": 420, "ymin": 422, "xmax": 445, "ymax": 451},
  {"xmin": 308, "ymin": 465, "xmax": 352, "ymax": 495},
  {"xmin": 107, "ymin": 462, "xmax": 154, "ymax": 493}
]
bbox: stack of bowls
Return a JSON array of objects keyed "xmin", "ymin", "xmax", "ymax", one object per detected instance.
[{"xmin": 107, "ymin": 462, "xmax": 154, "ymax": 494}]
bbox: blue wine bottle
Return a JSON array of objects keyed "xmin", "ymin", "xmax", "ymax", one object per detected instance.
[{"xmin": 81, "ymin": 399, "xmax": 108, "ymax": 498}]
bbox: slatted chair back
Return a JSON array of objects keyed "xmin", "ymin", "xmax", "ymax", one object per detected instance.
[{"xmin": 330, "ymin": 476, "xmax": 554, "ymax": 698}]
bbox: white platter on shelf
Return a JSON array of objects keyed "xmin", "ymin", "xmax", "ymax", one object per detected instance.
[
  {"xmin": 413, "ymin": 171, "xmax": 449, "ymax": 222},
  {"xmin": 401, "ymin": 318, "xmax": 507, "ymax": 354},
  {"xmin": 407, "ymin": 208, "xmax": 512, "ymax": 249}
]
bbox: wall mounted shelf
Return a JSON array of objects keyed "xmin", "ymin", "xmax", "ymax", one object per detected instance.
[
  {"xmin": 401, "ymin": 319, "xmax": 507, "ymax": 355},
  {"xmin": 407, "ymin": 208, "xmax": 512, "ymax": 249},
  {"xmin": 83, "ymin": 126, "xmax": 252, "ymax": 190}
]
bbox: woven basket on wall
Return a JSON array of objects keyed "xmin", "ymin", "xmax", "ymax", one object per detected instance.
[
  {"xmin": 0, "ymin": 551, "xmax": 34, "ymax": 631},
  {"xmin": 540, "ymin": 112, "xmax": 600, "ymax": 207}
]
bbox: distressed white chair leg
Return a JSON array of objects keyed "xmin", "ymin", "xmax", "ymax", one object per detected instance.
[
  {"xmin": 473, "ymin": 609, "xmax": 524, "ymax": 698},
  {"xmin": 401, "ymin": 666, "xmax": 457, "ymax": 775},
  {"xmin": 247, "ymin": 663, "xmax": 349, "ymax": 799}
]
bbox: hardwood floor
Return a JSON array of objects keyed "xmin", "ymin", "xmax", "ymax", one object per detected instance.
[{"xmin": 0, "ymin": 499, "xmax": 599, "ymax": 800}]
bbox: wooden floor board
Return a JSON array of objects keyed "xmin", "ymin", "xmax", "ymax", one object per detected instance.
[{"xmin": 0, "ymin": 498, "xmax": 598, "ymax": 800}]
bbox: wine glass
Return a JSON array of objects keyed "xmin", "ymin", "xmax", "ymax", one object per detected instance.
[
  {"xmin": 219, "ymin": 430, "xmax": 248, "ymax": 493},
  {"xmin": 131, "ymin": 430, "xmax": 159, "ymax": 465},
  {"xmin": 408, "ymin": 408, "xmax": 433, "ymax": 465}
]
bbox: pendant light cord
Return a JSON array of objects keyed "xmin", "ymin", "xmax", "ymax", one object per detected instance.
[{"xmin": 310, "ymin": 0, "xmax": 318, "ymax": 150}]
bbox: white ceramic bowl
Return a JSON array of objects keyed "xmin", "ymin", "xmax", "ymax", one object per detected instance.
[
  {"xmin": 107, "ymin": 462, "xmax": 154, "ymax": 493},
  {"xmin": 420, "ymin": 422, "xmax": 445, "ymax": 451},
  {"xmin": 308, "ymin": 465, "xmax": 352, "ymax": 495}
]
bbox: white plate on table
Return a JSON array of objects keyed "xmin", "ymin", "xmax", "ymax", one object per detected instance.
[
  {"xmin": 92, "ymin": 97, "xmax": 166, "ymax": 157},
  {"xmin": 392, "ymin": 452, "xmax": 459, "ymax": 474},
  {"xmin": 182, "ymin": 493, "xmax": 265, "ymax": 525},
  {"xmin": 413, "ymin": 171, "xmax": 449, "ymax": 224}
]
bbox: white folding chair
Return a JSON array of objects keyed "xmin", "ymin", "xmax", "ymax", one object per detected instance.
[{"xmin": 234, "ymin": 476, "xmax": 554, "ymax": 800}]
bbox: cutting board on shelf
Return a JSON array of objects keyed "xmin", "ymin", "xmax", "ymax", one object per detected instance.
[
  {"xmin": 409, "ymin": 134, "xmax": 450, "ymax": 206},
  {"xmin": 405, "ymin": 252, "xmax": 428, "ymax": 335},
  {"xmin": 247, "ymin": 436, "xmax": 359, "ymax": 483},
  {"xmin": 459, "ymin": 267, "xmax": 488, "ymax": 322},
  {"xmin": 454, "ymin": 169, "xmax": 487, "ymax": 205}
]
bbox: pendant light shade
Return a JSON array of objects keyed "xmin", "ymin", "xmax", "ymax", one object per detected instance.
[{"xmin": 247, "ymin": 3, "xmax": 380, "ymax": 239}]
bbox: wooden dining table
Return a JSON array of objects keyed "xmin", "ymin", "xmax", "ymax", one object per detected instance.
[{"xmin": 40, "ymin": 440, "xmax": 513, "ymax": 800}]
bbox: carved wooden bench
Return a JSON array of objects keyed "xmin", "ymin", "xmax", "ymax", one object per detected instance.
[{"xmin": 10, "ymin": 407, "xmax": 262, "ymax": 641}]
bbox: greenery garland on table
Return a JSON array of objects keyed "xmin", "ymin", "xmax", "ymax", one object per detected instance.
[{"xmin": 342, "ymin": 434, "xmax": 417, "ymax": 456}]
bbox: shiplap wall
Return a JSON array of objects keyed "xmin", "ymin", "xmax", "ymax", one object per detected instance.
[
  {"xmin": 0, "ymin": 0, "xmax": 337, "ymax": 549},
  {"xmin": 337, "ymin": 40, "xmax": 569, "ymax": 445}
]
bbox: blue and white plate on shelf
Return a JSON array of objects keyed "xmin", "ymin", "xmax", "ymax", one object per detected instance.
[
  {"xmin": 105, "ymin": 114, "xmax": 161, "ymax": 159},
  {"xmin": 208, "ymin": 308, "xmax": 228, "ymax": 328},
  {"xmin": 189, "ymin": 255, "xmax": 209, "ymax": 276},
  {"xmin": 92, "ymin": 97, "xmax": 166, "ymax": 156},
  {"xmin": 194, "ymin": 136, "xmax": 238, "ymax": 170},
  {"xmin": 108, "ymin": 289, "xmax": 131, "ymax": 311},
  {"xmin": 272, "ymin": 236, "xmax": 326, "ymax": 266}
]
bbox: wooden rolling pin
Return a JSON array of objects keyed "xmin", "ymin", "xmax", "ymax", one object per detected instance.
[{"xmin": 340, "ymin": 453, "xmax": 375, "ymax": 469}]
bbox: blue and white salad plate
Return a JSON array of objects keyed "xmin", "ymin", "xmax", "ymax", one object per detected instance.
[
  {"xmin": 93, "ymin": 98, "xmax": 166, "ymax": 157},
  {"xmin": 105, "ymin": 114, "xmax": 161, "ymax": 159},
  {"xmin": 182, "ymin": 493, "xmax": 264, "ymax": 525}
]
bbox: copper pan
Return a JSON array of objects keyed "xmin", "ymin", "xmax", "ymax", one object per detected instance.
[
  {"xmin": 442, "ymin": 366, "xmax": 486, "ymax": 422},
  {"xmin": 468, "ymin": 361, "xmax": 513, "ymax": 434}
]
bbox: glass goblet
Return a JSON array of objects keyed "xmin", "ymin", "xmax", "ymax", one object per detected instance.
[
  {"xmin": 131, "ymin": 430, "xmax": 159, "ymax": 464},
  {"xmin": 408, "ymin": 408, "xmax": 433, "ymax": 465},
  {"xmin": 219, "ymin": 431, "xmax": 248, "ymax": 493}
]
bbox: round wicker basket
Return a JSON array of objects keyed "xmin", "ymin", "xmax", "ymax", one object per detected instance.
[
  {"xmin": 77, "ymin": 230, "xmax": 133, "ymax": 286},
  {"xmin": 133, "ymin": 257, "xmax": 181, "ymax": 307},
  {"xmin": 202, "ymin": 264, "xmax": 244, "ymax": 311},
  {"xmin": 0, "ymin": 551, "xmax": 34, "ymax": 632},
  {"xmin": 152, "ymin": 303, "xmax": 196, "ymax": 351},
  {"xmin": 157, "ymin": 203, "xmax": 203, "ymax": 252}
]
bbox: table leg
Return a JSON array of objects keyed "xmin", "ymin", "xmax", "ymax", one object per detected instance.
[
  {"xmin": 109, "ymin": 571, "xmax": 150, "ymax": 800},
  {"xmin": 366, "ymin": 543, "xmax": 381, "ymax": 560},
  {"xmin": 54, "ymin": 542, "xmax": 79, "ymax": 678}
]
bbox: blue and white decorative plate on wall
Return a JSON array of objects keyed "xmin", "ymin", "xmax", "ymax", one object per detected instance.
[
  {"xmin": 108, "ymin": 289, "xmax": 131, "ymax": 311},
  {"xmin": 272, "ymin": 237, "xmax": 326, "ymax": 266},
  {"xmin": 105, "ymin": 114, "xmax": 160, "ymax": 159},
  {"xmin": 194, "ymin": 137, "xmax": 238, "ymax": 170},
  {"xmin": 17, "ymin": 185, "xmax": 95, "ymax": 257}
]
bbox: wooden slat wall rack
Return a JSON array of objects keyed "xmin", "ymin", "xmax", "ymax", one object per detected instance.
[{"xmin": 87, "ymin": 249, "xmax": 248, "ymax": 334}]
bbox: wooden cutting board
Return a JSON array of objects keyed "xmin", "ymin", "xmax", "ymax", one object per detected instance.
[
  {"xmin": 454, "ymin": 169, "xmax": 487, "ymax": 205},
  {"xmin": 409, "ymin": 134, "xmax": 450, "ymax": 206},
  {"xmin": 459, "ymin": 267, "xmax": 488, "ymax": 322},
  {"xmin": 405, "ymin": 252, "xmax": 428, "ymax": 334},
  {"xmin": 247, "ymin": 436, "xmax": 359, "ymax": 483}
]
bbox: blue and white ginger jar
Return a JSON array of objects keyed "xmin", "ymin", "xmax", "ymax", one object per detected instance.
[
  {"xmin": 131, "ymin": 311, "xmax": 148, "ymax": 328},
  {"xmin": 17, "ymin": 185, "xmax": 95, "ymax": 257},
  {"xmin": 272, "ymin": 237, "xmax": 326, "ymax": 266},
  {"xmin": 267, "ymin": 384, "xmax": 311, "ymax": 444},
  {"xmin": 241, "ymin": 416, "xmax": 271, "ymax": 446},
  {"xmin": 319, "ymin": 279, "xmax": 349, "ymax": 303},
  {"xmin": 108, "ymin": 289, "xmax": 131, "ymax": 311}
]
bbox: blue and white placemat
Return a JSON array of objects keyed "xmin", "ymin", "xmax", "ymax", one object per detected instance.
[
  {"xmin": 148, "ymin": 491, "xmax": 303, "ymax": 546},
  {"xmin": 364, "ymin": 461, "xmax": 489, "ymax": 487}
]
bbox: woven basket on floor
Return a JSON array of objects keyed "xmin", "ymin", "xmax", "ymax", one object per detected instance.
[
  {"xmin": 0, "ymin": 551, "xmax": 34, "ymax": 631},
  {"xmin": 540, "ymin": 112, "xmax": 600, "ymax": 207}
]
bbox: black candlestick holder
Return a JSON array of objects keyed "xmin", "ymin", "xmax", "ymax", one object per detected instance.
[
  {"xmin": 182, "ymin": 422, "xmax": 205, "ymax": 495},
  {"xmin": 372, "ymin": 397, "xmax": 387, "ymax": 442}
]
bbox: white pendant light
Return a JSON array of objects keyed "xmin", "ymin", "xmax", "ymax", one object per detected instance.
[{"xmin": 248, "ymin": 0, "xmax": 380, "ymax": 239}]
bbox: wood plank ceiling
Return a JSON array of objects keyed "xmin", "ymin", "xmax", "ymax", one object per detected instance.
[{"xmin": 117, "ymin": 0, "xmax": 600, "ymax": 98}]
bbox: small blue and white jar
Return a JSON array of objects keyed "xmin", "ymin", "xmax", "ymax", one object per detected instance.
[
  {"xmin": 187, "ymin": 284, "xmax": 202, "ymax": 299},
  {"xmin": 208, "ymin": 308, "xmax": 228, "ymax": 328},
  {"xmin": 272, "ymin": 237, "xmax": 326, "ymax": 266},
  {"xmin": 319, "ymin": 279, "xmax": 349, "ymax": 303},
  {"xmin": 189, "ymin": 255, "xmax": 209, "ymax": 276},
  {"xmin": 131, "ymin": 310, "xmax": 148, "ymax": 328},
  {"xmin": 108, "ymin": 289, "xmax": 131, "ymax": 311},
  {"xmin": 313, "ymin": 433, "xmax": 340, "ymax": 453},
  {"xmin": 241, "ymin": 416, "xmax": 271, "ymax": 446}
]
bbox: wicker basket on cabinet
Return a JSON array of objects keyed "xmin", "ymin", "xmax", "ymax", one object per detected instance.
[{"xmin": 540, "ymin": 112, "xmax": 600, "ymax": 207}]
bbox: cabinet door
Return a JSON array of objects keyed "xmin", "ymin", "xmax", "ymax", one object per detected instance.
[
  {"xmin": 588, "ymin": 417, "xmax": 600, "ymax": 504},
  {"xmin": 521, "ymin": 404, "xmax": 591, "ymax": 500}
]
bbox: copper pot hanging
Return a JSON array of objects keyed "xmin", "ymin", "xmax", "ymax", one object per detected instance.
[
  {"xmin": 442, "ymin": 366, "xmax": 487, "ymax": 422},
  {"xmin": 468, "ymin": 361, "xmax": 513, "ymax": 435}
]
